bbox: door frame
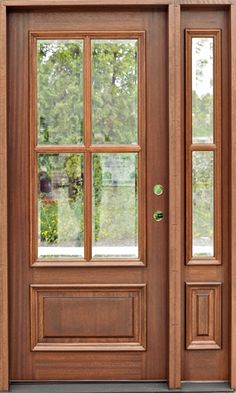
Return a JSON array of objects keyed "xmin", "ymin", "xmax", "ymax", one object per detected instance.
[{"xmin": 0, "ymin": 0, "xmax": 235, "ymax": 390}]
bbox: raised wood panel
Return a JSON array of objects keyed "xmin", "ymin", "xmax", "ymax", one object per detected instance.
[
  {"xmin": 186, "ymin": 283, "xmax": 222, "ymax": 350},
  {"xmin": 30, "ymin": 284, "xmax": 146, "ymax": 351}
]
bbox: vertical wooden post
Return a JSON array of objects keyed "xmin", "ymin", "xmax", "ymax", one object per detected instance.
[
  {"xmin": 230, "ymin": 3, "xmax": 236, "ymax": 390},
  {"xmin": 0, "ymin": 3, "xmax": 9, "ymax": 391},
  {"xmin": 168, "ymin": 0, "xmax": 182, "ymax": 389}
]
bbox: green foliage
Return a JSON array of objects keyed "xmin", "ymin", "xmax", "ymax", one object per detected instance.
[
  {"xmin": 39, "ymin": 154, "xmax": 84, "ymax": 247},
  {"xmin": 192, "ymin": 152, "xmax": 214, "ymax": 251},
  {"xmin": 37, "ymin": 37, "xmax": 214, "ymax": 254},
  {"xmin": 40, "ymin": 200, "xmax": 58, "ymax": 243},
  {"xmin": 38, "ymin": 40, "xmax": 84, "ymax": 145},
  {"xmin": 92, "ymin": 40, "xmax": 138, "ymax": 144},
  {"xmin": 192, "ymin": 91, "xmax": 213, "ymax": 139}
]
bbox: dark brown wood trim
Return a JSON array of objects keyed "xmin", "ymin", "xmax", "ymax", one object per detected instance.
[
  {"xmin": 168, "ymin": 2, "xmax": 182, "ymax": 389},
  {"xmin": 30, "ymin": 31, "xmax": 146, "ymax": 39},
  {"xmin": 34, "ymin": 145, "xmax": 142, "ymax": 153},
  {"xmin": 2, "ymin": 0, "xmax": 171, "ymax": 6},
  {"xmin": 0, "ymin": 4, "xmax": 9, "ymax": 391},
  {"xmin": 230, "ymin": 3, "xmax": 236, "ymax": 390},
  {"xmin": 185, "ymin": 29, "xmax": 222, "ymax": 266},
  {"xmin": 180, "ymin": 0, "xmax": 232, "ymax": 4}
]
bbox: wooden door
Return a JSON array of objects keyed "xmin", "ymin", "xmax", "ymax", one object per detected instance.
[{"xmin": 8, "ymin": 8, "xmax": 168, "ymax": 381}]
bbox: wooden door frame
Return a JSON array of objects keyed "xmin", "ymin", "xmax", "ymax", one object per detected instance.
[{"xmin": 0, "ymin": 0, "xmax": 235, "ymax": 390}]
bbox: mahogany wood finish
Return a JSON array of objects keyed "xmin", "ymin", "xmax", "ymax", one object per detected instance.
[
  {"xmin": 168, "ymin": 2, "xmax": 182, "ymax": 389},
  {"xmin": 182, "ymin": 8, "xmax": 229, "ymax": 382},
  {"xmin": 231, "ymin": 4, "xmax": 236, "ymax": 389},
  {"xmin": 30, "ymin": 284, "xmax": 146, "ymax": 351},
  {"xmin": 0, "ymin": 3, "xmax": 9, "ymax": 391},
  {"xmin": 8, "ymin": 8, "xmax": 168, "ymax": 383},
  {"xmin": 0, "ymin": 0, "xmax": 234, "ymax": 391},
  {"xmin": 186, "ymin": 282, "xmax": 222, "ymax": 350}
]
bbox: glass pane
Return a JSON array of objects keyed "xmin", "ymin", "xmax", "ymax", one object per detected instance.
[
  {"xmin": 92, "ymin": 39, "xmax": 138, "ymax": 144},
  {"xmin": 192, "ymin": 37, "xmax": 213, "ymax": 144},
  {"xmin": 92, "ymin": 153, "xmax": 138, "ymax": 258},
  {"xmin": 37, "ymin": 40, "xmax": 84, "ymax": 145},
  {"xmin": 192, "ymin": 151, "xmax": 214, "ymax": 257},
  {"xmin": 38, "ymin": 154, "xmax": 84, "ymax": 258}
]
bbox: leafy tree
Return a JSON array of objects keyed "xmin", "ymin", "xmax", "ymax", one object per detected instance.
[
  {"xmin": 38, "ymin": 39, "xmax": 138, "ymax": 254},
  {"xmin": 37, "ymin": 37, "xmax": 215, "ymax": 257}
]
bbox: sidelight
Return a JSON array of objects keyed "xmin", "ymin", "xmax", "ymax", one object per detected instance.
[
  {"xmin": 192, "ymin": 151, "xmax": 214, "ymax": 257},
  {"xmin": 185, "ymin": 29, "xmax": 221, "ymax": 265},
  {"xmin": 192, "ymin": 37, "xmax": 213, "ymax": 144}
]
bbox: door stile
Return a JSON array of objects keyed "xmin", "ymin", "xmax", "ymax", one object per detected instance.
[
  {"xmin": 230, "ymin": 2, "xmax": 236, "ymax": 390},
  {"xmin": 0, "ymin": 3, "xmax": 9, "ymax": 392},
  {"xmin": 168, "ymin": 1, "xmax": 182, "ymax": 389}
]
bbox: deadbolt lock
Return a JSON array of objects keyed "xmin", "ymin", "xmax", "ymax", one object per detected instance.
[{"xmin": 153, "ymin": 210, "xmax": 163, "ymax": 222}]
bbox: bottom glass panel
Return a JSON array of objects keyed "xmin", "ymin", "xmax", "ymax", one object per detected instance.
[
  {"xmin": 92, "ymin": 153, "xmax": 138, "ymax": 258},
  {"xmin": 38, "ymin": 153, "xmax": 84, "ymax": 258},
  {"xmin": 192, "ymin": 151, "xmax": 214, "ymax": 257}
]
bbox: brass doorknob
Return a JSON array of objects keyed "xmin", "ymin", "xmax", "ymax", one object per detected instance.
[{"xmin": 153, "ymin": 184, "xmax": 164, "ymax": 196}]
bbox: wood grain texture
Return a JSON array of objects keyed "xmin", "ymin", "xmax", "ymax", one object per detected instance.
[
  {"xmin": 2, "ymin": 0, "xmax": 171, "ymax": 5},
  {"xmin": 186, "ymin": 282, "xmax": 222, "ymax": 350},
  {"xmin": 182, "ymin": 8, "xmax": 229, "ymax": 382},
  {"xmin": 30, "ymin": 284, "xmax": 146, "ymax": 351},
  {"xmin": 230, "ymin": 4, "xmax": 236, "ymax": 390},
  {"xmin": 0, "ymin": 4, "xmax": 9, "ymax": 392},
  {"xmin": 180, "ymin": 0, "xmax": 231, "ymax": 4},
  {"xmin": 8, "ymin": 9, "xmax": 168, "ymax": 381},
  {"xmin": 168, "ymin": 2, "xmax": 182, "ymax": 389},
  {"xmin": 185, "ymin": 29, "xmax": 222, "ymax": 266}
]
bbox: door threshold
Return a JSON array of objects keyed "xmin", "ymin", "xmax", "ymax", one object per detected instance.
[{"xmin": 8, "ymin": 382, "xmax": 234, "ymax": 393}]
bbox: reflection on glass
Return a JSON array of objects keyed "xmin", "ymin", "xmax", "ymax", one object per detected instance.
[
  {"xmin": 192, "ymin": 37, "xmax": 213, "ymax": 144},
  {"xmin": 92, "ymin": 153, "xmax": 138, "ymax": 258},
  {"xmin": 38, "ymin": 154, "xmax": 84, "ymax": 258},
  {"xmin": 92, "ymin": 39, "xmax": 138, "ymax": 144},
  {"xmin": 192, "ymin": 151, "xmax": 214, "ymax": 257},
  {"xmin": 37, "ymin": 40, "xmax": 84, "ymax": 145}
]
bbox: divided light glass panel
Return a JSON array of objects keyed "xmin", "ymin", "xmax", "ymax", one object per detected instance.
[
  {"xmin": 92, "ymin": 153, "xmax": 138, "ymax": 258},
  {"xmin": 38, "ymin": 154, "xmax": 84, "ymax": 259},
  {"xmin": 192, "ymin": 37, "xmax": 214, "ymax": 144},
  {"xmin": 92, "ymin": 39, "xmax": 138, "ymax": 144},
  {"xmin": 37, "ymin": 40, "xmax": 84, "ymax": 145},
  {"xmin": 192, "ymin": 151, "xmax": 214, "ymax": 257}
]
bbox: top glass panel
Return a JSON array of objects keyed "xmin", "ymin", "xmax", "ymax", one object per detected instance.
[
  {"xmin": 92, "ymin": 39, "xmax": 138, "ymax": 145},
  {"xmin": 192, "ymin": 37, "xmax": 214, "ymax": 144},
  {"xmin": 37, "ymin": 40, "xmax": 84, "ymax": 145}
]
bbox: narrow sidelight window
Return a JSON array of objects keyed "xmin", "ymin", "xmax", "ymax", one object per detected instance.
[{"xmin": 185, "ymin": 29, "xmax": 221, "ymax": 265}]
